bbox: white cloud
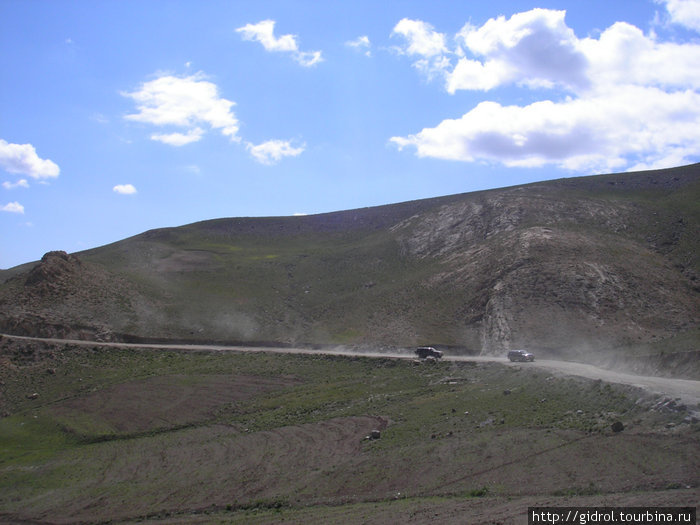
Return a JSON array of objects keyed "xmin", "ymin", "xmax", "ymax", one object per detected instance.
[
  {"xmin": 0, "ymin": 139, "xmax": 60, "ymax": 180},
  {"xmin": 237, "ymin": 20, "xmax": 298, "ymax": 52},
  {"xmin": 392, "ymin": 19, "xmax": 448, "ymax": 57},
  {"xmin": 236, "ymin": 20, "xmax": 323, "ymax": 67},
  {"xmin": 1, "ymin": 201, "xmax": 24, "ymax": 214},
  {"xmin": 579, "ymin": 22, "xmax": 700, "ymax": 91},
  {"xmin": 151, "ymin": 127, "xmax": 205, "ymax": 146},
  {"xmin": 294, "ymin": 50, "xmax": 323, "ymax": 67},
  {"xmin": 449, "ymin": 9, "xmax": 589, "ymax": 93},
  {"xmin": 658, "ymin": 0, "xmax": 700, "ymax": 31},
  {"xmin": 3, "ymin": 179, "xmax": 29, "ymax": 189},
  {"xmin": 123, "ymin": 73, "xmax": 239, "ymax": 144},
  {"xmin": 392, "ymin": 19, "xmax": 450, "ymax": 78},
  {"xmin": 346, "ymin": 35, "xmax": 372, "ymax": 56},
  {"xmin": 246, "ymin": 140, "xmax": 305, "ymax": 165},
  {"xmin": 92, "ymin": 113, "xmax": 109, "ymax": 124},
  {"xmin": 392, "ymin": 87, "xmax": 700, "ymax": 173},
  {"xmin": 113, "ymin": 184, "xmax": 137, "ymax": 195},
  {"xmin": 392, "ymin": 9, "xmax": 700, "ymax": 172}
]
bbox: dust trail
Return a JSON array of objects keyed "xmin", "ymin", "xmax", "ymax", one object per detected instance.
[{"xmin": 2, "ymin": 333, "xmax": 698, "ymax": 408}]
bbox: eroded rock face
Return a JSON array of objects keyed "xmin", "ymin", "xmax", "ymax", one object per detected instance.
[
  {"xmin": 390, "ymin": 186, "xmax": 698, "ymax": 357},
  {"xmin": 25, "ymin": 251, "xmax": 82, "ymax": 289},
  {"xmin": 1, "ymin": 250, "xmax": 158, "ymax": 341}
]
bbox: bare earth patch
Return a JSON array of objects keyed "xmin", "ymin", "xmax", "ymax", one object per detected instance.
[
  {"xmin": 50, "ymin": 374, "xmax": 300, "ymax": 435},
  {"xmin": 9, "ymin": 416, "xmax": 388, "ymax": 524}
]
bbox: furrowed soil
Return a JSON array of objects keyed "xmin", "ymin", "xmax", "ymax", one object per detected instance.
[{"xmin": 0, "ymin": 338, "xmax": 698, "ymax": 524}]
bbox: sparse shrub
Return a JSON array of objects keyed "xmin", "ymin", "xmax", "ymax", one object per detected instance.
[{"xmin": 469, "ymin": 486, "xmax": 489, "ymax": 497}]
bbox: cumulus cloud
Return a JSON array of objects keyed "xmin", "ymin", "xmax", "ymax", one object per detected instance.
[
  {"xmin": 246, "ymin": 140, "xmax": 305, "ymax": 165},
  {"xmin": 391, "ymin": 8, "xmax": 700, "ymax": 172},
  {"xmin": 123, "ymin": 72, "xmax": 306, "ymax": 163},
  {"xmin": 0, "ymin": 139, "xmax": 60, "ymax": 180},
  {"xmin": 658, "ymin": 0, "xmax": 700, "ymax": 31},
  {"xmin": 123, "ymin": 73, "xmax": 239, "ymax": 145},
  {"xmin": 449, "ymin": 9, "xmax": 589, "ymax": 92},
  {"xmin": 392, "ymin": 19, "xmax": 447, "ymax": 57},
  {"xmin": 346, "ymin": 35, "xmax": 372, "ymax": 56},
  {"xmin": 392, "ymin": 87, "xmax": 700, "ymax": 173},
  {"xmin": 1, "ymin": 201, "xmax": 24, "ymax": 214},
  {"xmin": 113, "ymin": 184, "xmax": 137, "ymax": 195},
  {"xmin": 578, "ymin": 21, "xmax": 700, "ymax": 90},
  {"xmin": 392, "ymin": 19, "xmax": 450, "ymax": 78},
  {"xmin": 237, "ymin": 20, "xmax": 323, "ymax": 67}
]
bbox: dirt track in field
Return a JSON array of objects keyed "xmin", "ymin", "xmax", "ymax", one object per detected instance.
[{"xmin": 3, "ymin": 333, "xmax": 699, "ymax": 408}]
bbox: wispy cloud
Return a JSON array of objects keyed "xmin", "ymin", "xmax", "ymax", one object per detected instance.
[
  {"xmin": 0, "ymin": 139, "xmax": 60, "ymax": 180},
  {"xmin": 237, "ymin": 20, "xmax": 323, "ymax": 67},
  {"xmin": 346, "ymin": 35, "xmax": 372, "ymax": 56},
  {"xmin": 151, "ymin": 128, "xmax": 205, "ymax": 146},
  {"xmin": 123, "ymin": 73, "xmax": 239, "ymax": 145},
  {"xmin": 246, "ymin": 139, "xmax": 305, "ymax": 165},
  {"xmin": 391, "ymin": 7, "xmax": 700, "ymax": 172},
  {"xmin": 3, "ymin": 179, "xmax": 29, "ymax": 189},
  {"xmin": 113, "ymin": 184, "xmax": 137, "ymax": 195},
  {"xmin": 182, "ymin": 164, "xmax": 201, "ymax": 175}
]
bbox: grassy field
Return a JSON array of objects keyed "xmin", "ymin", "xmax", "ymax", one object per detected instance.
[{"xmin": 1, "ymin": 338, "xmax": 697, "ymax": 524}]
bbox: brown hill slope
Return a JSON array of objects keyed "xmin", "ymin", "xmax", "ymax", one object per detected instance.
[{"xmin": 1, "ymin": 164, "xmax": 698, "ymax": 373}]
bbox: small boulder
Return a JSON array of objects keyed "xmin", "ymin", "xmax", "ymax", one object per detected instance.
[
  {"xmin": 611, "ymin": 421, "xmax": 624, "ymax": 432},
  {"xmin": 367, "ymin": 429, "xmax": 381, "ymax": 440}
]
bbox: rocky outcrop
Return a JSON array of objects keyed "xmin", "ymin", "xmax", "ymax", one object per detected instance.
[
  {"xmin": 24, "ymin": 251, "xmax": 82, "ymax": 292},
  {"xmin": 0, "ymin": 251, "xmax": 158, "ymax": 341}
]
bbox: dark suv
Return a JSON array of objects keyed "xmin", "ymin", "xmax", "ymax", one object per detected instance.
[
  {"xmin": 415, "ymin": 346, "xmax": 443, "ymax": 359},
  {"xmin": 507, "ymin": 349, "xmax": 535, "ymax": 362}
]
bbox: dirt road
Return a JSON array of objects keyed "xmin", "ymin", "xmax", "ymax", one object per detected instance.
[
  {"xmin": 452, "ymin": 355, "xmax": 700, "ymax": 408},
  {"xmin": 3, "ymin": 333, "xmax": 699, "ymax": 408}
]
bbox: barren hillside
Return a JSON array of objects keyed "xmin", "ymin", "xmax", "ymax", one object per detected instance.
[{"xmin": 1, "ymin": 164, "xmax": 698, "ymax": 374}]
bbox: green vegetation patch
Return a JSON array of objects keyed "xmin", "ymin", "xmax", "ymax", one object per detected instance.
[{"xmin": 0, "ymin": 342, "xmax": 696, "ymax": 524}]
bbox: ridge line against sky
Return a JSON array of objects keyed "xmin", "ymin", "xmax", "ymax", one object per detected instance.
[{"xmin": 1, "ymin": 0, "xmax": 699, "ymax": 268}]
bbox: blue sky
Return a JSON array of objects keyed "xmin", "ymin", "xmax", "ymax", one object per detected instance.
[{"xmin": 2, "ymin": 0, "xmax": 699, "ymax": 269}]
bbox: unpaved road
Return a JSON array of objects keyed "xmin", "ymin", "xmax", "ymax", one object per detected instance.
[{"xmin": 3, "ymin": 333, "xmax": 699, "ymax": 408}]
